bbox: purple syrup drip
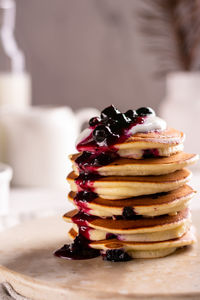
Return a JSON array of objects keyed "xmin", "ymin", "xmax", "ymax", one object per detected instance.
[
  {"xmin": 75, "ymin": 173, "xmax": 101, "ymax": 192},
  {"xmin": 54, "ymin": 235, "xmax": 100, "ymax": 260},
  {"xmin": 106, "ymin": 233, "xmax": 117, "ymax": 240},
  {"xmin": 54, "ymin": 211, "xmax": 100, "ymax": 260},
  {"xmin": 72, "ymin": 210, "xmax": 97, "ymax": 227},
  {"xmin": 75, "ymin": 116, "xmax": 148, "ymax": 177},
  {"xmin": 122, "ymin": 206, "xmax": 137, "ymax": 220},
  {"xmin": 143, "ymin": 148, "xmax": 159, "ymax": 158},
  {"xmin": 78, "ymin": 226, "xmax": 92, "ymax": 240},
  {"xmin": 75, "ymin": 151, "xmax": 119, "ymax": 174},
  {"xmin": 74, "ymin": 191, "xmax": 97, "ymax": 214}
]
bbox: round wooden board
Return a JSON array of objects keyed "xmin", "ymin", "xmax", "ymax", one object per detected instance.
[{"xmin": 0, "ymin": 212, "xmax": 200, "ymax": 300}]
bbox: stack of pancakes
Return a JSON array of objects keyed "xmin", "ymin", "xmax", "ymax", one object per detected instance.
[{"xmin": 66, "ymin": 128, "xmax": 198, "ymax": 259}]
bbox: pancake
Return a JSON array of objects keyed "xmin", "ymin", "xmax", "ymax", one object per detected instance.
[
  {"xmin": 69, "ymin": 219, "xmax": 190, "ymax": 242},
  {"xmin": 68, "ymin": 225, "xmax": 196, "ymax": 259},
  {"xmin": 89, "ymin": 226, "xmax": 196, "ymax": 253},
  {"xmin": 67, "ymin": 169, "xmax": 192, "ymax": 199},
  {"xmin": 78, "ymin": 128, "xmax": 184, "ymax": 159},
  {"xmin": 118, "ymin": 143, "xmax": 183, "ymax": 159},
  {"xmin": 68, "ymin": 185, "xmax": 195, "ymax": 217},
  {"xmin": 71, "ymin": 152, "xmax": 198, "ymax": 176},
  {"xmin": 63, "ymin": 207, "xmax": 190, "ymax": 234},
  {"xmin": 116, "ymin": 128, "xmax": 185, "ymax": 150}
]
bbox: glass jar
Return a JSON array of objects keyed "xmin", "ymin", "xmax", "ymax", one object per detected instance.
[{"xmin": 0, "ymin": 0, "xmax": 31, "ymax": 108}]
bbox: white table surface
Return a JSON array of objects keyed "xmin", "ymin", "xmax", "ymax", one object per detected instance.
[
  {"xmin": 0, "ymin": 186, "xmax": 73, "ymax": 231},
  {"xmin": 0, "ymin": 171, "xmax": 200, "ymax": 231}
]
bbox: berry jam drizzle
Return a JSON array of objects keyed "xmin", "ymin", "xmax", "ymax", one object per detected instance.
[
  {"xmin": 76, "ymin": 115, "xmax": 145, "ymax": 153},
  {"xmin": 54, "ymin": 211, "xmax": 100, "ymax": 260},
  {"xmin": 54, "ymin": 235, "xmax": 100, "ymax": 260},
  {"xmin": 75, "ymin": 173, "xmax": 101, "ymax": 192},
  {"xmin": 75, "ymin": 151, "xmax": 119, "ymax": 174},
  {"xmin": 143, "ymin": 148, "xmax": 159, "ymax": 158},
  {"xmin": 76, "ymin": 105, "xmax": 153, "ymax": 153},
  {"xmin": 74, "ymin": 191, "xmax": 97, "ymax": 213},
  {"xmin": 75, "ymin": 106, "xmax": 161, "ymax": 175},
  {"xmin": 72, "ymin": 210, "xmax": 97, "ymax": 227}
]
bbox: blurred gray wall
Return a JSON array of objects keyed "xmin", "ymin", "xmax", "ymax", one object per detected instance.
[{"xmin": 15, "ymin": 0, "xmax": 165, "ymax": 112}]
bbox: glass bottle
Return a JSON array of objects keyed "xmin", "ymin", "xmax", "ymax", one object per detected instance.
[{"xmin": 0, "ymin": 0, "xmax": 31, "ymax": 108}]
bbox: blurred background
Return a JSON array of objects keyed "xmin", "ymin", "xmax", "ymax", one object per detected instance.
[
  {"xmin": 0, "ymin": 0, "xmax": 200, "ymax": 229},
  {"xmin": 16, "ymin": 0, "xmax": 165, "ymax": 111}
]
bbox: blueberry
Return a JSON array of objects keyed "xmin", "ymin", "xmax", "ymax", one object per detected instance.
[
  {"xmin": 103, "ymin": 249, "xmax": 132, "ymax": 262},
  {"xmin": 105, "ymin": 118, "xmax": 118, "ymax": 127},
  {"xmin": 136, "ymin": 107, "xmax": 155, "ymax": 116},
  {"xmin": 122, "ymin": 207, "xmax": 136, "ymax": 219},
  {"xmin": 93, "ymin": 125, "xmax": 110, "ymax": 143},
  {"xmin": 89, "ymin": 117, "xmax": 100, "ymax": 127},
  {"xmin": 125, "ymin": 110, "xmax": 137, "ymax": 121},
  {"xmin": 92, "ymin": 152, "xmax": 118, "ymax": 166},
  {"xmin": 106, "ymin": 233, "xmax": 117, "ymax": 240},
  {"xmin": 71, "ymin": 235, "xmax": 85, "ymax": 252},
  {"xmin": 109, "ymin": 124, "xmax": 121, "ymax": 136},
  {"xmin": 114, "ymin": 113, "xmax": 130, "ymax": 125},
  {"xmin": 93, "ymin": 153, "xmax": 111, "ymax": 166},
  {"xmin": 75, "ymin": 191, "xmax": 97, "ymax": 202},
  {"xmin": 76, "ymin": 151, "xmax": 91, "ymax": 163},
  {"xmin": 101, "ymin": 105, "xmax": 121, "ymax": 120}
]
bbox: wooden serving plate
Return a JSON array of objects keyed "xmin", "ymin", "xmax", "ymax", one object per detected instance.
[{"xmin": 0, "ymin": 212, "xmax": 200, "ymax": 300}]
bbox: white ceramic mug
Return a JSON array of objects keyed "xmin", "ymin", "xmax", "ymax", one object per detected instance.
[{"xmin": 0, "ymin": 106, "xmax": 99, "ymax": 187}]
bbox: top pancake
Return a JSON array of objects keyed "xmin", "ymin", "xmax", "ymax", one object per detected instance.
[
  {"xmin": 115, "ymin": 128, "xmax": 184, "ymax": 149},
  {"xmin": 71, "ymin": 152, "xmax": 198, "ymax": 176}
]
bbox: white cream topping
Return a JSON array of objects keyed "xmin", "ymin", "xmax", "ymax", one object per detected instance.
[
  {"xmin": 128, "ymin": 115, "xmax": 166, "ymax": 136},
  {"xmin": 75, "ymin": 127, "xmax": 92, "ymax": 147}
]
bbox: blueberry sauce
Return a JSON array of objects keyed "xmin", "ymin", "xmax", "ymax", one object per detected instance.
[
  {"xmin": 76, "ymin": 114, "xmax": 145, "ymax": 153},
  {"xmin": 122, "ymin": 206, "xmax": 137, "ymax": 220},
  {"xmin": 106, "ymin": 233, "xmax": 117, "ymax": 240},
  {"xmin": 54, "ymin": 211, "xmax": 100, "ymax": 260},
  {"xmin": 143, "ymin": 148, "xmax": 159, "ymax": 158},
  {"xmin": 75, "ymin": 173, "xmax": 101, "ymax": 192},
  {"xmin": 78, "ymin": 226, "xmax": 92, "ymax": 240},
  {"xmin": 72, "ymin": 210, "xmax": 97, "ymax": 227},
  {"xmin": 75, "ymin": 151, "xmax": 119, "ymax": 174},
  {"xmin": 54, "ymin": 235, "xmax": 100, "ymax": 260},
  {"xmin": 74, "ymin": 191, "xmax": 97, "ymax": 213},
  {"xmin": 75, "ymin": 106, "xmax": 161, "ymax": 176}
]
